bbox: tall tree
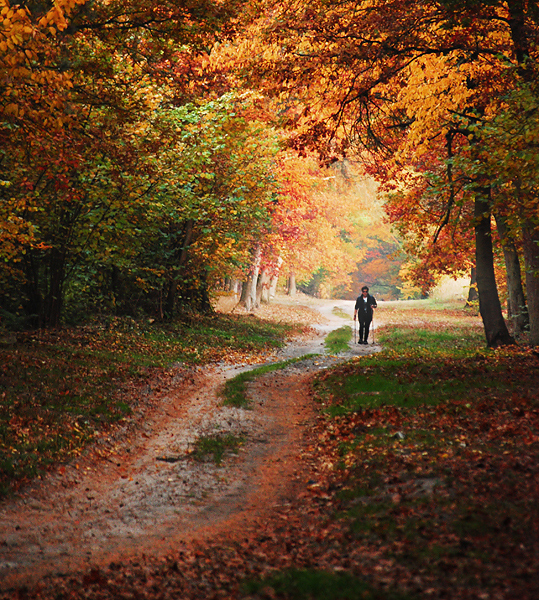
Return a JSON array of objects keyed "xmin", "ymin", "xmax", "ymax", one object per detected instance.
[
  {"xmin": 238, "ymin": 0, "xmax": 539, "ymax": 345},
  {"xmin": 0, "ymin": 0, "xmax": 256, "ymax": 326}
]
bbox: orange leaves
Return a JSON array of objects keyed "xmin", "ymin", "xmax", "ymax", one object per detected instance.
[
  {"xmin": 0, "ymin": 2, "xmax": 33, "ymax": 60},
  {"xmin": 0, "ymin": 0, "xmax": 83, "ymax": 125},
  {"xmin": 233, "ymin": 0, "xmax": 539, "ymax": 312},
  {"xmin": 269, "ymin": 154, "xmax": 367, "ymax": 290},
  {"xmin": 36, "ymin": 0, "xmax": 88, "ymax": 32},
  {"xmin": 395, "ymin": 55, "xmax": 472, "ymax": 161}
]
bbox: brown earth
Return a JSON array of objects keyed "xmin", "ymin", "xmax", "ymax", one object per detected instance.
[{"xmin": 0, "ymin": 297, "xmax": 381, "ymax": 593}]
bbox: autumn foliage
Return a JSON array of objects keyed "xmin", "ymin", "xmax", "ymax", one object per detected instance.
[
  {"xmin": 1, "ymin": 0, "xmax": 368, "ymax": 330},
  {"xmin": 3, "ymin": 2, "xmax": 539, "ymax": 598},
  {"xmin": 236, "ymin": 0, "xmax": 539, "ymax": 346}
]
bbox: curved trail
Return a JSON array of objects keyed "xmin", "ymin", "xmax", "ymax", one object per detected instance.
[{"xmin": 0, "ymin": 298, "xmax": 381, "ymax": 591}]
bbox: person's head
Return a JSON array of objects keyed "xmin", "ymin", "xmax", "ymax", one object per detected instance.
[{"xmin": 361, "ymin": 286, "xmax": 369, "ymax": 295}]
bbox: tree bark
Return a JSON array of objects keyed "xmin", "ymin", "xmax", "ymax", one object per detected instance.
[
  {"xmin": 165, "ymin": 219, "xmax": 194, "ymax": 317},
  {"xmin": 466, "ymin": 266, "xmax": 479, "ymax": 304},
  {"xmin": 22, "ymin": 251, "xmax": 43, "ymax": 328},
  {"xmin": 195, "ymin": 270, "xmax": 212, "ymax": 313},
  {"xmin": 522, "ymin": 220, "xmax": 539, "ymax": 346},
  {"xmin": 257, "ymin": 269, "xmax": 271, "ymax": 305},
  {"xmin": 495, "ymin": 213, "xmax": 528, "ymax": 336},
  {"xmin": 240, "ymin": 244, "xmax": 261, "ymax": 311},
  {"xmin": 43, "ymin": 246, "xmax": 66, "ymax": 328},
  {"xmin": 474, "ymin": 196, "xmax": 514, "ymax": 347},
  {"xmin": 287, "ymin": 270, "xmax": 297, "ymax": 297},
  {"xmin": 269, "ymin": 256, "xmax": 282, "ymax": 299},
  {"xmin": 239, "ymin": 277, "xmax": 250, "ymax": 310},
  {"xmin": 248, "ymin": 244, "xmax": 262, "ymax": 310},
  {"xmin": 230, "ymin": 278, "xmax": 241, "ymax": 300}
]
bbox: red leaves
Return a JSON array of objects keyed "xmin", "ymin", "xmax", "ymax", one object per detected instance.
[{"xmin": 2, "ymin": 308, "xmax": 539, "ymax": 599}]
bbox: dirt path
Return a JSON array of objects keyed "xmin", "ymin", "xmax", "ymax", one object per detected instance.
[{"xmin": 0, "ymin": 298, "xmax": 381, "ymax": 592}]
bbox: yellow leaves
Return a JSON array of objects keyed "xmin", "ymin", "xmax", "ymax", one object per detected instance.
[
  {"xmin": 36, "ymin": 0, "xmax": 87, "ymax": 33},
  {"xmin": 3, "ymin": 101, "xmax": 18, "ymax": 115},
  {"xmin": 391, "ymin": 17, "xmax": 515, "ymax": 164},
  {"xmin": 0, "ymin": 0, "xmax": 81, "ymax": 123},
  {"xmin": 1, "ymin": 3, "xmax": 33, "ymax": 43},
  {"xmin": 394, "ymin": 53, "xmax": 473, "ymax": 160}
]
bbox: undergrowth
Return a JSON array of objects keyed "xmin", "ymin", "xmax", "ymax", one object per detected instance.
[
  {"xmin": 0, "ymin": 313, "xmax": 301, "ymax": 497},
  {"xmin": 305, "ymin": 319, "xmax": 539, "ymax": 598}
]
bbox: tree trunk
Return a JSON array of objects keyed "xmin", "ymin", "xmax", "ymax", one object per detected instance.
[
  {"xmin": 256, "ymin": 269, "xmax": 271, "ymax": 305},
  {"xmin": 269, "ymin": 256, "xmax": 282, "ymax": 299},
  {"xmin": 248, "ymin": 244, "xmax": 262, "ymax": 310},
  {"xmin": 195, "ymin": 270, "xmax": 212, "ymax": 313},
  {"xmin": 466, "ymin": 266, "xmax": 478, "ymax": 304},
  {"xmin": 495, "ymin": 213, "xmax": 528, "ymax": 336},
  {"xmin": 165, "ymin": 219, "xmax": 194, "ymax": 317},
  {"xmin": 235, "ymin": 279, "xmax": 242, "ymax": 298},
  {"xmin": 22, "ymin": 251, "xmax": 43, "ymax": 328},
  {"xmin": 230, "ymin": 278, "xmax": 241, "ymax": 301},
  {"xmin": 240, "ymin": 244, "xmax": 261, "ymax": 311},
  {"xmin": 43, "ymin": 246, "xmax": 66, "ymax": 328},
  {"xmin": 474, "ymin": 196, "xmax": 514, "ymax": 347},
  {"xmin": 522, "ymin": 220, "xmax": 539, "ymax": 346},
  {"xmin": 239, "ymin": 277, "xmax": 251, "ymax": 310},
  {"xmin": 287, "ymin": 270, "xmax": 297, "ymax": 297}
]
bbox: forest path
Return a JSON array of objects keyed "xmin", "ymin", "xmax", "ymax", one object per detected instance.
[{"xmin": 0, "ymin": 297, "xmax": 381, "ymax": 592}]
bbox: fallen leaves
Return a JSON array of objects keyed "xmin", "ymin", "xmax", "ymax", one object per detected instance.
[
  {"xmin": 0, "ymin": 312, "xmax": 305, "ymax": 496},
  {"xmin": 1, "ymin": 307, "xmax": 539, "ymax": 599}
]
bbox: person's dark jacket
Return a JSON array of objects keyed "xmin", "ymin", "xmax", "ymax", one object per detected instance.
[{"xmin": 355, "ymin": 294, "xmax": 377, "ymax": 321}]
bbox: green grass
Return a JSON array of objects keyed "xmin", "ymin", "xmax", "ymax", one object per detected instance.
[
  {"xmin": 243, "ymin": 569, "xmax": 414, "ymax": 600},
  {"xmin": 192, "ymin": 433, "xmax": 245, "ymax": 465},
  {"xmin": 381, "ymin": 297, "xmax": 473, "ymax": 312},
  {"xmin": 0, "ymin": 313, "xmax": 301, "ymax": 496},
  {"xmin": 315, "ymin": 326, "xmax": 501, "ymax": 416},
  {"xmin": 324, "ymin": 325, "xmax": 352, "ymax": 354},
  {"xmin": 332, "ymin": 306, "xmax": 352, "ymax": 320},
  {"xmin": 308, "ymin": 317, "xmax": 539, "ymax": 594},
  {"xmin": 221, "ymin": 354, "xmax": 319, "ymax": 408},
  {"xmin": 380, "ymin": 325, "xmax": 485, "ymax": 356}
]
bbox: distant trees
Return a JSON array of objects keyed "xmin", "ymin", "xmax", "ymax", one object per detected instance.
[
  {"xmin": 239, "ymin": 0, "xmax": 539, "ymax": 346},
  {"xmin": 0, "ymin": 0, "xmax": 366, "ymax": 328}
]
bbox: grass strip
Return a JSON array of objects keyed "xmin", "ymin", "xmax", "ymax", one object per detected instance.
[
  {"xmin": 331, "ymin": 307, "xmax": 352, "ymax": 320},
  {"xmin": 221, "ymin": 354, "xmax": 319, "ymax": 408},
  {"xmin": 243, "ymin": 568, "xmax": 414, "ymax": 599},
  {"xmin": 315, "ymin": 326, "xmax": 497, "ymax": 415},
  {"xmin": 324, "ymin": 325, "xmax": 353, "ymax": 354},
  {"xmin": 192, "ymin": 433, "xmax": 245, "ymax": 466}
]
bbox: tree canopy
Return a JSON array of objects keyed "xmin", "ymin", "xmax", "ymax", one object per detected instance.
[
  {"xmin": 2, "ymin": 0, "xmax": 539, "ymax": 347},
  {"xmin": 234, "ymin": 0, "xmax": 539, "ymax": 346}
]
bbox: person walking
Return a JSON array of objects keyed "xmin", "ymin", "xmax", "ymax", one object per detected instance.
[{"xmin": 354, "ymin": 286, "xmax": 377, "ymax": 344}]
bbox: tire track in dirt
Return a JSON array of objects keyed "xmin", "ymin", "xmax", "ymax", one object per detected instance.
[{"xmin": 0, "ymin": 300, "xmax": 380, "ymax": 592}]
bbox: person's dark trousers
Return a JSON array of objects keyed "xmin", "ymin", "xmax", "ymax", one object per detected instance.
[{"xmin": 359, "ymin": 319, "xmax": 371, "ymax": 343}]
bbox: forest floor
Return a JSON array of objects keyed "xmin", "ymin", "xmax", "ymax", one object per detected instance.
[
  {"xmin": 0, "ymin": 296, "xmax": 375, "ymax": 595},
  {"xmin": 1, "ymin": 296, "xmax": 538, "ymax": 600}
]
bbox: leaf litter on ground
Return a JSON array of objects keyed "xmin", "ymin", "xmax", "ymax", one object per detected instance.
[{"xmin": 1, "ymin": 299, "xmax": 538, "ymax": 600}]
